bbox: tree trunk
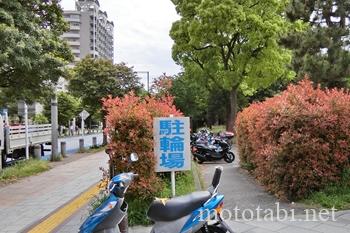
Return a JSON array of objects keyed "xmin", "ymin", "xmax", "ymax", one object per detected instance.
[
  {"xmin": 226, "ymin": 87, "xmax": 238, "ymax": 132},
  {"xmin": 101, "ymin": 108, "xmax": 108, "ymax": 145},
  {"xmin": 102, "ymin": 117, "xmax": 107, "ymax": 145}
]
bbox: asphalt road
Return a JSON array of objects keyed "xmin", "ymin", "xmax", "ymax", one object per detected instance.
[{"xmin": 200, "ymin": 146, "xmax": 306, "ymax": 219}]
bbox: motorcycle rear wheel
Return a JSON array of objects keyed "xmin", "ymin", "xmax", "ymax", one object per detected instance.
[{"xmin": 224, "ymin": 152, "xmax": 235, "ymax": 163}]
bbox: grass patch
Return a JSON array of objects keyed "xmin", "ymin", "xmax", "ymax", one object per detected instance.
[
  {"xmin": 303, "ymin": 184, "xmax": 350, "ymax": 210},
  {"xmin": 303, "ymin": 169, "xmax": 350, "ymax": 210},
  {"xmin": 192, "ymin": 161, "xmax": 204, "ymax": 190},
  {"xmin": 211, "ymin": 125, "xmax": 226, "ymax": 134},
  {"xmin": 0, "ymin": 159, "xmax": 50, "ymax": 182},
  {"xmin": 241, "ymin": 162, "xmax": 256, "ymax": 172},
  {"xmin": 128, "ymin": 198, "xmax": 153, "ymax": 226},
  {"xmin": 79, "ymin": 145, "xmax": 106, "ymax": 154},
  {"xmin": 159, "ymin": 170, "xmax": 196, "ymax": 197},
  {"xmin": 128, "ymin": 170, "xmax": 196, "ymax": 226},
  {"xmin": 89, "ymin": 193, "xmax": 109, "ymax": 214}
]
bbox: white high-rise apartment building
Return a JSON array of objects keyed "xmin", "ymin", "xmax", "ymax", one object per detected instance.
[
  {"xmin": 62, "ymin": 0, "xmax": 114, "ymax": 63},
  {"xmin": 58, "ymin": 0, "xmax": 114, "ymax": 91}
]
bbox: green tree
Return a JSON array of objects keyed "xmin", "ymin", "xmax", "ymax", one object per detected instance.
[
  {"xmin": 170, "ymin": 0, "xmax": 301, "ymax": 131},
  {"xmin": 0, "ymin": 0, "xmax": 73, "ymax": 103},
  {"xmin": 57, "ymin": 92, "xmax": 81, "ymax": 126},
  {"xmin": 171, "ymin": 73, "xmax": 209, "ymax": 129},
  {"xmin": 43, "ymin": 92, "xmax": 81, "ymax": 126},
  {"xmin": 69, "ymin": 56, "xmax": 141, "ymax": 118},
  {"xmin": 69, "ymin": 56, "xmax": 142, "ymax": 143},
  {"xmin": 284, "ymin": 0, "xmax": 350, "ymax": 88}
]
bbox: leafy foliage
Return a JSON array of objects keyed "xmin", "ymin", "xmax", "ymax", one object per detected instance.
[
  {"xmin": 170, "ymin": 73, "xmax": 209, "ymax": 129},
  {"xmin": 236, "ymin": 80, "xmax": 350, "ymax": 200},
  {"xmin": 170, "ymin": 0, "xmax": 301, "ymax": 130},
  {"xmin": 57, "ymin": 92, "xmax": 81, "ymax": 126},
  {"xmin": 284, "ymin": 0, "xmax": 350, "ymax": 88},
  {"xmin": 43, "ymin": 92, "xmax": 82, "ymax": 126},
  {"xmin": 103, "ymin": 93, "xmax": 182, "ymax": 200},
  {"xmin": 0, "ymin": 0, "xmax": 73, "ymax": 103},
  {"xmin": 32, "ymin": 113, "xmax": 49, "ymax": 124},
  {"xmin": 69, "ymin": 56, "xmax": 142, "ymax": 120},
  {"xmin": 150, "ymin": 73, "xmax": 174, "ymax": 98}
]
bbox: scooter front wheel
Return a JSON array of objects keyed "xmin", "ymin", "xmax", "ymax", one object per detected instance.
[
  {"xmin": 224, "ymin": 152, "xmax": 235, "ymax": 163},
  {"xmin": 201, "ymin": 225, "xmax": 226, "ymax": 233}
]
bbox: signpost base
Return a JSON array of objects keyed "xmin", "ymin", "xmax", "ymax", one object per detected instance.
[{"xmin": 171, "ymin": 171, "xmax": 176, "ymax": 197}]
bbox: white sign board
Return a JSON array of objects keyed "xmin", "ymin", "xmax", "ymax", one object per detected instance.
[
  {"xmin": 154, "ymin": 117, "xmax": 191, "ymax": 172},
  {"xmin": 79, "ymin": 110, "xmax": 90, "ymax": 120}
]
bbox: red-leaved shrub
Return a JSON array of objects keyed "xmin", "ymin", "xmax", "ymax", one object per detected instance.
[
  {"xmin": 103, "ymin": 92, "xmax": 182, "ymax": 199},
  {"xmin": 236, "ymin": 80, "xmax": 350, "ymax": 200}
]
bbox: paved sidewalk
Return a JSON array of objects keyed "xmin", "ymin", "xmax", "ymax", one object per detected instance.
[
  {"xmin": 0, "ymin": 151, "xmax": 108, "ymax": 233},
  {"xmin": 200, "ymin": 147, "xmax": 306, "ymax": 217}
]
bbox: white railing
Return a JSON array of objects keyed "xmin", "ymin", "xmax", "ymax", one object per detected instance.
[{"xmin": 7, "ymin": 124, "xmax": 52, "ymax": 150}]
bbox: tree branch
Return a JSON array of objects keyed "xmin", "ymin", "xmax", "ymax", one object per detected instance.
[{"xmin": 192, "ymin": 44, "xmax": 213, "ymax": 51}]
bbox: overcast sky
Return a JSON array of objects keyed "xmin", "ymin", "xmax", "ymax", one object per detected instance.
[{"xmin": 60, "ymin": 0, "xmax": 181, "ymax": 86}]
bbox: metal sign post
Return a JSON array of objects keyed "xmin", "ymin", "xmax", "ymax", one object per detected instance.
[
  {"xmin": 153, "ymin": 116, "xmax": 191, "ymax": 197},
  {"xmin": 79, "ymin": 110, "xmax": 90, "ymax": 136}
]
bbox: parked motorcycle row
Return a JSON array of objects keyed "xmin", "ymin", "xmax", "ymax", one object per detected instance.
[{"xmin": 191, "ymin": 128, "xmax": 235, "ymax": 164}]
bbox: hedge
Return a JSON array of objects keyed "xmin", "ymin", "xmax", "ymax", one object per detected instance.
[{"xmin": 236, "ymin": 80, "xmax": 350, "ymax": 200}]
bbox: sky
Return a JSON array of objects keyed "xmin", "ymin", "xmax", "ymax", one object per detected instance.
[{"xmin": 60, "ymin": 0, "xmax": 181, "ymax": 86}]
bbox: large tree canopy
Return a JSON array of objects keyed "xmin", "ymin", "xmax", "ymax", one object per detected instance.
[
  {"xmin": 69, "ymin": 56, "xmax": 142, "ymax": 120},
  {"xmin": 170, "ymin": 0, "xmax": 302, "ymax": 131},
  {"xmin": 0, "ymin": 0, "xmax": 73, "ymax": 103},
  {"xmin": 284, "ymin": 0, "xmax": 350, "ymax": 88}
]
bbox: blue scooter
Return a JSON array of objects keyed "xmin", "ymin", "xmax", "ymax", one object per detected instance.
[{"xmin": 79, "ymin": 153, "xmax": 234, "ymax": 233}]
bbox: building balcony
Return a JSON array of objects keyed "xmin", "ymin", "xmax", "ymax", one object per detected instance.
[
  {"xmin": 66, "ymin": 17, "xmax": 81, "ymax": 23},
  {"xmin": 62, "ymin": 33, "xmax": 80, "ymax": 38},
  {"xmin": 68, "ymin": 40, "xmax": 80, "ymax": 46},
  {"xmin": 72, "ymin": 49, "xmax": 81, "ymax": 54},
  {"xmin": 70, "ymin": 25, "xmax": 81, "ymax": 30}
]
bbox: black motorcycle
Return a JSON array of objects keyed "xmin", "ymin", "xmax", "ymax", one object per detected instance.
[{"xmin": 191, "ymin": 138, "xmax": 235, "ymax": 163}]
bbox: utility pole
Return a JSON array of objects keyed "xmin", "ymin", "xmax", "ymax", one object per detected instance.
[
  {"xmin": 24, "ymin": 102, "xmax": 29, "ymax": 160},
  {"xmin": 51, "ymin": 95, "xmax": 59, "ymax": 161}
]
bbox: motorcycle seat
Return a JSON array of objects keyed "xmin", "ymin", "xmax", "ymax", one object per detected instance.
[{"xmin": 147, "ymin": 191, "xmax": 211, "ymax": 222}]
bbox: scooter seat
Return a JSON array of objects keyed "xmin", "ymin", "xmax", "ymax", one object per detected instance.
[{"xmin": 147, "ymin": 191, "xmax": 211, "ymax": 222}]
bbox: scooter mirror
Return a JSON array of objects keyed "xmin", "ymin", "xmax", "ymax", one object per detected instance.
[
  {"xmin": 105, "ymin": 148, "xmax": 112, "ymax": 154},
  {"xmin": 130, "ymin": 153, "xmax": 139, "ymax": 162}
]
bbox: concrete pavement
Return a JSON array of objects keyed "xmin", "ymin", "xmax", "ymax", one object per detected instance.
[
  {"xmin": 0, "ymin": 150, "xmax": 108, "ymax": 233},
  {"xmin": 200, "ymin": 147, "xmax": 306, "ymax": 218}
]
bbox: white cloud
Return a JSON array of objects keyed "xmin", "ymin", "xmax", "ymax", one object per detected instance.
[{"xmin": 60, "ymin": 0, "xmax": 181, "ymax": 85}]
